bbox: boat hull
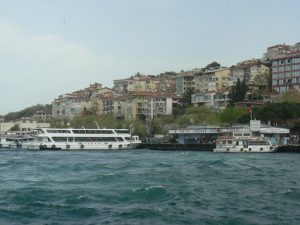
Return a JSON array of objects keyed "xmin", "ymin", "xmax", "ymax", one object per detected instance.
[
  {"xmin": 22, "ymin": 142, "xmax": 141, "ymax": 150},
  {"xmin": 214, "ymin": 146, "xmax": 277, "ymax": 153}
]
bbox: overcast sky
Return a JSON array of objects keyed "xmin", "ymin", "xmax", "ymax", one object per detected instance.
[{"xmin": 0, "ymin": 0, "xmax": 300, "ymax": 115}]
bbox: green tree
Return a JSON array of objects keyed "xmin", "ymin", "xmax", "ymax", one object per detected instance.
[
  {"xmin": 280, "ymin": 88, "xmax": 300, "ymax": 103},
  {"xmin": 10, "ymin": 124, "xmax": 20, "ymax": 131},
  {"xmin": 177, "ymin": 106, "xmax": 220, "ymax": 126},
  {"xmin": 252, "ymin": 102, "xmax": 300, "ymax": 129},
  {"xmin": 228, "ymin": 78, "xmax": 248, "ymax": 105},
  {"xmin": 203, "ymin": 61, "xmax": 221, "ymax": 72},
  {"xmin": 181, "ymin": 88, "xmax": 194, "ymax": 105},
  {"xmin": 4, "ymin": 104, "xmax": 51, "ymax": 122},
  {"xmin": 220, "ymin": 107, "xmax": 248, "ymax": 124}
]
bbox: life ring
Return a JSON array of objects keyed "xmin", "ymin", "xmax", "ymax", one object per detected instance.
[
  {"xmin": 80, "ymin": 144, "xmax": 84, "ymax": 149},
  {"xmin": 66, "ymin": 144, "xmax": 70, "ymax": 149},
  {"xmin": 108, "ymin": 144, "xmax": 112, "ymax": 149},
  {"xmin": 51, "ymin": 145, "xmax": 56, "ymax": 149},
  {"xmin": 119, "ymin": 144, "xmax": 122, "ymax": 149}
]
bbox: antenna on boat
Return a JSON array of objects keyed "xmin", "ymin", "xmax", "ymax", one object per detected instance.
[{"xmin": 95, "ymin": 121, "xmax": 100, "ymax": 129}]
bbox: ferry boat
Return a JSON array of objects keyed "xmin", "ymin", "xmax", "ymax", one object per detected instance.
[
  {"xmin": 22, "ymin": 128, "xmax": 141, "ymax": 150},
  {"xmin": 214, "ymin": 131, "xmax": 277, "ymax": 153}
]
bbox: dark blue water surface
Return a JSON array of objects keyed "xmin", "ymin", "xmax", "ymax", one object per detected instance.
[{"xmin": 0, "ymin": 149, "xmax": 299, "ymax": 225}]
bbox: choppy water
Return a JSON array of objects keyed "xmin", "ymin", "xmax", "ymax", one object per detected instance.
[{"xmin": 0, "ymin": 149, "xmax": 299, "ymax": 225}]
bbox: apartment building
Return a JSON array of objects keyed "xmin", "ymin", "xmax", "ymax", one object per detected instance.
[
  {"xmin": 90, "ymin": 88, "xmax": 116, "ymax": 115},
  {"xmin": 263, "ymin": 42, "xmax": 300, "ymax": 61},
  {"xmin": 113, "ymin": 74, "xmax": 175, "ymax": 95},
  {"xmin": 272, "ymin": 52, "xmax": 300, "ymax": 93},
  {"xmin": 230, "ymin": 59, "xmax": 270, "ymax": 85},
  {"xmin": 175, "ymin": 70, "xmax": 199, "ymax": 96},
  {"xmin": 113, "ymin": 75, "xmax": 159, "ymax": 94},
  {"xmin": 52, "ymin": 83, "xmax": 102, "ymax": 119},
  {"xmin": 194, "ymin": 68, "xmax": 232, "ymax": 93},
  {"xmin": 52, "ymin": 93, "xmax": 92, "ymax": 120},
  {"xmin": 191, "ymin": 90, "xmax": 230, "ymax": 110},
  {"xmin": 119, "ymin": 91, "xmax": 175, "ymax": 120}
]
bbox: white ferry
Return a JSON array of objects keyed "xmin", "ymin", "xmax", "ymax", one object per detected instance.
[
  {"xmin": 22, "ymin": 128, "xmax": 141, "ymax": 150},
  {"xmin": 214, "ymin": 131, "xmax": 277, "ymax": 153}
]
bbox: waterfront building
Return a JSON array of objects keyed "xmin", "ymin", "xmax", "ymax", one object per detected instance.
[
  {"xmin": 169, "ymin": 121, "xmax": 289, "ymax": 145},
  {"xmin": 271, "ymin": 52, "xmax": 300, "ymax": 94},
  {"xmin": 0, "ymin": 120, "xmax": 50, "ymax": 133}
]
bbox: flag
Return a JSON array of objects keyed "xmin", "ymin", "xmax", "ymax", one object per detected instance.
[{"xmin": 247, "ymin": 104, "xmax": 252, "ymax": 114}]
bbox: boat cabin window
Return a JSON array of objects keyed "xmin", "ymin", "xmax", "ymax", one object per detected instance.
[
  {"xmin": 243, "ymin": 133, "xmax": 251, "ymax": 136},
  {"xmin": 52, "ymin": 137, "xmax": 68, "ymax": 142},
  {"xmin": 47, "ymin": 130, "xmax": 71, "ymax": 133},
  {"xmin": 68, "ymin": 137, "xmax": 74, "ymax": 142},
  {"xmin": 116, "ymin": 137, "xmax": 124, "ymax": 142},
  {"xmin": 72, "ymin": 130, "xmax": 114, "ymax": 134},
  {"xmin": 228, "ymin": 140, "xmax": 232, "ymax": 144},
  {"xmin": 248, "ymin": 140, "xmax": 269, "ymax": 145},
  {"xmin": 115, "ymin": 130, "xmax": 129, "ymax": 134},
  {"xmin": 124, "ymin": 137, "xmax": 131, "ymax": 141},
  {"xmin": 74, "ymin": 137, "xmax": 117, "ymax": 142}
]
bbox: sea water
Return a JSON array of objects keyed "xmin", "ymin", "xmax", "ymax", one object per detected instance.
[{"xmin": 0, "ymin": 149, "xmax": 299, "ymax": 225}]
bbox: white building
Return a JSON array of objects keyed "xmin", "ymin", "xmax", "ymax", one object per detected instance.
[
  {"xmin": 0, "ymin": 120, "xmax": 50, "ymax": 133},
  {"xmin": 191, "ymin": 91, "xmax": 230, "ymax": 110}
]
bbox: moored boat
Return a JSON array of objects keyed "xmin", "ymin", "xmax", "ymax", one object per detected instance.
[
  {"xmin": 214, "ymin": 131, "xmax": 277, "ymax": 153},
  {"xmin": 22, "ymin": 128, "xmax": 141, "ymax": 150}
]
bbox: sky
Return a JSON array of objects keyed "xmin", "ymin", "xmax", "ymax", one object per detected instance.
[{"xmin": 0, "ymin": 0, "xmax": 300, "ymax": 115}]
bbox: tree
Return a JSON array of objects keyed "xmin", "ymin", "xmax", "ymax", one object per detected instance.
[
  {"xmin": 181, "ymin": 88, "xmax": 194, "ymax": 105},
  {"xmin": 252, "ymin": 102, "xmax": 300, "ymax": 129},
  {"xmin": 10, "ymin": 124, "xmax": 20, "ymax": 131},
  {"xmin": 203, "ymin": 61, "xmax": 221, "ymax": 72},
  {"xmin": 4, "ymin": 104, "xmax": 51, "ymax": 122},
  {"xmin": 177, "ymin": 106, "xmax": 221, "ymax": 126},
  {"xmin": 280, "ymin": 88, "xmax": 300, "ymax": 103},
  {"xmin": 228, "ymin": 78, "xmax": 248, "ymax": 105},
  {"xmin": 220, "ymin": 107, "xmax": 248, "ymax": 124}
]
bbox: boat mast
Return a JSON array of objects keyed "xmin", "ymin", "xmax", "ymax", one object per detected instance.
[{"xmin": 95, "ymin": 121, "xmax": 100, "ymax": 129}]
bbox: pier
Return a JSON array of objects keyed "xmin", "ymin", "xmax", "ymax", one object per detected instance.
[
  {"xmin": 276, "ymin": 145, "xmax": 300, "ymax": 153},
  {"xmin": 140, "ymin": 143, "xmax": 214, "ymax": 151}
]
